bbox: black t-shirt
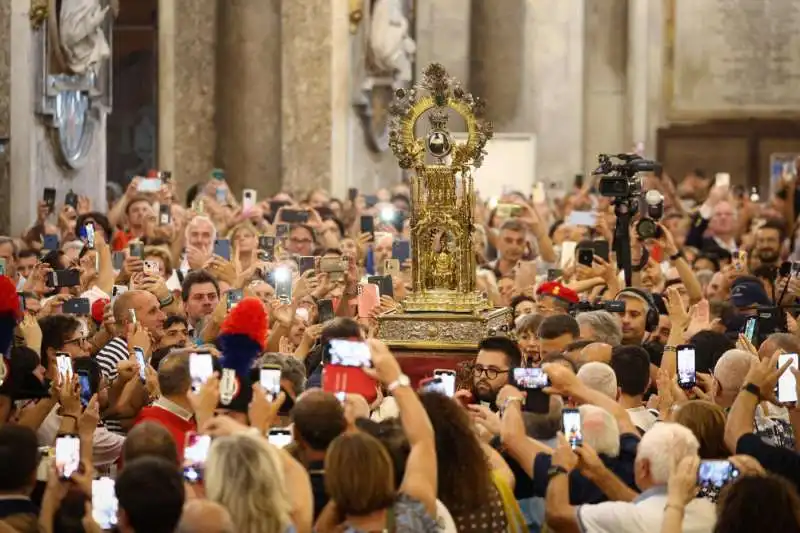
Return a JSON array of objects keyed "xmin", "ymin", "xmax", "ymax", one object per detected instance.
[
  {"xmin": 736, "ymin": 433, "xmax": 800, "ymax": 492},
  {"xmin": 307, "ymin": 459, "xmax": 328, "ymax": 520}
]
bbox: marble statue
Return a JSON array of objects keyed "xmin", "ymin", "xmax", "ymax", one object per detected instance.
[
  {"xmin": 59, "ymin": 0, "xmax": 112, "ymax": 74},
  {"xmin": 369, "ymin": 0, "xmax": 416, "ymax": 83}
]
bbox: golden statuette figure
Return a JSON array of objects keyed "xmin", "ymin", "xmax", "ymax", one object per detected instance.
[{"xmin": 377, "ymin": 63, "xmax": 511, "ymax": 349}]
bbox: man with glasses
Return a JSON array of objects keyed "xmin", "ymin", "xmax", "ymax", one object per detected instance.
[
  {"xmin": 459, "ymin": 336, "xmax": 522, "ymax": 409},
  {"xmin": 286, "ymin": 224, "xmax": 316, "ymax": 256}
]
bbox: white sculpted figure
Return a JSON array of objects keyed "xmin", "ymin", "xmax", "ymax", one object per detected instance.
[
  {"xmin": 369, "ymin": 0, "xmax": 416, "ymax": 83},
  {"xmin": 59, "ymin": 0, "xmax": 112, "ymax": 74}
]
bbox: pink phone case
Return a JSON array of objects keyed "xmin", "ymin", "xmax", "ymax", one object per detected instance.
[{"xmin": 357, "ymin": 283, "xmax": 380, "ymax": 318}]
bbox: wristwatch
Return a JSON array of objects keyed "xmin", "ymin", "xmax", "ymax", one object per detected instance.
[
  {"xmin": 743, "ymin": 382, "xmax": 762, "ymax": 399},
  {"xmin": 159, "ymin": 294, "xmax": 174, "ymax": 308},
  {"xmin": 387, "ymin": 374, "xmax": 411, "ymax": 393},
  {"xmin": 669, "ymin": 250, "xmax": 684, "ymax": 262},
  {"xmin": 547, "ymin": 465, "xmax": 569, "ymax": 481}
]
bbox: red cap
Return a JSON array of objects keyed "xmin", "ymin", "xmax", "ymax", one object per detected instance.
[
  {"xmin": 220, "ymin": 297, "xmax": 268, "ymax": 351},
  {"xmin": 536, "ymin": 281, "xmax": 579, "ymax": 304},
  {"xmin": 92, "ymin": 298, "xmax": 110, "ymax": 324}
]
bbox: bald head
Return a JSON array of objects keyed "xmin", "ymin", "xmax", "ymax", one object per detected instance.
[
  {"xmin": 714, "ymin": 349, "xmax": 757, "ymax": 396},
  {"xmin": 579, "ymin": 343, "xmax": 613, "ymax": 366},
  {"xmin": 158, "ymin": 352, "xmax": 191, "ymax": 397},
  {"xmin": 123, "ymin": 422, "xmax": 179, "ymax": 466},
  {"xmin": 176, "ymin": 500, "xmax": 235, "ymax": 533},
  {"xmin": 112, "ymin": 290, "xmax": 148, "ymax": 323}
]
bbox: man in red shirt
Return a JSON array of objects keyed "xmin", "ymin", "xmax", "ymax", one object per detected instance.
[{"xmin": 133, "ymin": 353, "xmax": 196, "ymax": 460}]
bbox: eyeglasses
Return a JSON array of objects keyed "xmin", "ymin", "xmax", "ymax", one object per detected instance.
[
  {"xmin": 64, "ymin": 336, "xmax": 89, "ymax": 346},
  {"xmin": 289, "ymin": 237, "xmax": 314, "ymax": 245},
  {"xmin": 472, "ymin": 365, "xmax": 509, "ymax": 380}
]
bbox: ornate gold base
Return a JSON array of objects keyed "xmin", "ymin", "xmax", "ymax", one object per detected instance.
[
  {"xmin": 401, "ymin": 290, "xmax": 490, "ymax": 314},
  {"xmin": 376, "ymin": 307, "xmax": 513, "ymax": 350}
]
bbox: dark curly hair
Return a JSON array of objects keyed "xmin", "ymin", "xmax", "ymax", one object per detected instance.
[{"xmin": 418, "ymin": 392, "xmax": 492, "ymax": 513}]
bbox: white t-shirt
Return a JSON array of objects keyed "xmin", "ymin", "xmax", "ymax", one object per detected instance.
[
  {"xmin": 435, "ymin": 500, "xmax": 458, "ymax": 533},
  {"xmin": 577, "ymin": 487, "xmax": 716, "ymax": 533}
]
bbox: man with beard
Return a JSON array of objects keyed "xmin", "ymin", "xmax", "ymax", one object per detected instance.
[
  {"xmin": 457, "ymin": 336, "xmax": 522, "ymax": 410},
  {"xmin": 754, "ymin": 219, "xmax": 784, "ymax": 267}
]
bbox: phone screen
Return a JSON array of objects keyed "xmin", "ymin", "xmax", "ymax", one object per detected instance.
[
  {"xmin": 318, "ymin": 299, "xmax": 335, "ymax": 323},
  {"xmin": 56, "ymin": 354, "xmax": 72, "ymax": 381},
  {"xmin": 84, "ymin": 224, "xmax": 95, "ymax": 249},
  {"xmin": 420, "ymin": 377, "xmax": 448, "ymax": 395},
  {"xmin": 134, "ymin": 347, "xmax": 146, "ymax": 382},
  {"xmin": 129, "ymin": 242, "xmax": 144, "ymax": 260},
  {"xmin": 274, "ymin": 268, "xmax": 292, "ymax": 302},
  {"xmin": 562, "ymin": 409, "xmax": 583, "ymax": 449},
  {"xmin": 778, "ymin": 353, "xmax": 799, "ymax": 403},
  {"xmin": 327, "ymin": 339, "xmax": 372, "ymax": 367},
  {"xmin": 92, "ymin": 477, "xmax": 118, "ymax": 529},
  {"xmin": 227, "ymin": 288, "xmax": 244, "ymax": 310},
  {"xmin": 55, "ymin": 435, "xmax": 80, "ymax": 479},
  {"xmin": 433, "ymin": 369, "xmax": 456, "ymax": 397},
  {"xmin": 744, "ymin": 317, "xmax": 757, "ymax": 344},
  {"xmin": 513, "ymin": 368, "xmax": 550, "ymax": 390},
  {"xmin": 189, "ymin": 353, "xmax": 213, "ymax": 393},
  {"xmin": 677, "ymin": 345, "xmax": 696, "ymax": 389},
  {"xmin": 259, "ymin": 367, "xmax": 282, "ymax": 400},
  {"xmin": 697, "ymin": 460, "xmax": 739, "ymax": 490},
  {"xmin": 77, "ymin": 372, "xmax": 92, "ymax": 406},
  {"xmin": 183, "ymin": 433, "xmax": 212, "ymax": 483},
  {"xmin": 268, "ymin": 429, "xmax": 293, "ymax": 448}
]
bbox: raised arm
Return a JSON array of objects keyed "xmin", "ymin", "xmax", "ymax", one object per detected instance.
[{"xmin": 368, "ymin": 339, "xmax": 437, "ymax": 516}]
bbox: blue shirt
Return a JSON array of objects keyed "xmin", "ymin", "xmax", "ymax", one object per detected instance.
[{"xmin": 531, "ymin": 433, "xmax": 640, "ymax": 504}]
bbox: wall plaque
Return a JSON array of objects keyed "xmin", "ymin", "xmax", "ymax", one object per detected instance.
[{"xmin": 664, "ymin": 0, "xmax": 800, "ymax": 119}]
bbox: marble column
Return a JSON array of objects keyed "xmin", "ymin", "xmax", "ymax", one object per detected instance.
[
  {"xmin": 281, "ymin": 0, "xmax": 335, "ymax": 195},
  {"xmin": 416, "ymin": 0, "xmax": 471, "ymax": 85},
  {"xmin": 626, "ymin": 0, "xmax": 665, "ymax": 158},
  {"xmin": 215, "ymin": 0, "xmax": 282, "ymax": 198},
  {"xmin": 471, "ymin": 0, "xmax": 585, "ymax": 189},
  {"xmin": 0, "ymin": 0, "xmax": 11, "ymax": 234},
  {"xmin": 9, "ymin": 0, "xmax": 107, "ymax": 236},
  {"xmin": 158, "ymin": 0, "xmax": 217, "ymax": 201},
  {"xmin": 583, "ymin": 0, "xmax": 628, "ymax": 174}
]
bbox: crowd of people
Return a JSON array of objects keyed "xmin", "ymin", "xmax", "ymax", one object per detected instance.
[{"xmin": 1, "ymin": 163, "xmax": 800, "ymax": 533}]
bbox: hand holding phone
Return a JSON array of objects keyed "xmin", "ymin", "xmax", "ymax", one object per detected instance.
[
  {"xmin": 55, "ymin": 435, "xmax": 80, "ymax": 479},
  {"xmin": 189, "ymin": 353, "xmax": 213, "ymax": 393},
  {"xmin": 259, "ymin": 365, "xmax": 282, "ymax": 401},
  {"xmin": 562, "ymin": 408, "xmax": 583, "ymax": 449},
  {"xmin": 677, "ymin": 344, "xmax": 696, "ymax": 389},
  {"xmin": 134, "ymin": 347, "xmax": 147, "ymax": 383},
  {"xmin": 183, "ymin": 432, "xmax": 212, "ymax": 483},
  {"xmin": 778, "ymin": 353, "xmax": 799, "ymax": 403}
]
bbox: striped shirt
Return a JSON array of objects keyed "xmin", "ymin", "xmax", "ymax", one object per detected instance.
[{"xmin": 96, "ymin": 337, "xmax": 130, "ymax": 435}]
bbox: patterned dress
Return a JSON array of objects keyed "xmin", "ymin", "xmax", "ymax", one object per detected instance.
[
  {"xmin": 449, "ymin": 483, "xmax": 509, "ymax": 533},
  {"xmin": 342, "ymin": 494, "xmax": 439, "ymax": 533}
]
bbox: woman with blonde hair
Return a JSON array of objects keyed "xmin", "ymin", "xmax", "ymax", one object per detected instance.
[
  {"xmin": 205, "ymin": 431, "xmax": 295, "ymax": 533},
  {"xmin": 228, "ymin": 221, "xmax": 260, "ymax": 274}
]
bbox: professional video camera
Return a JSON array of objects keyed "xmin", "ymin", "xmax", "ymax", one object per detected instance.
[
  {"xmin": 592, "ymin": 153, "xmax": 661, "ymax": 287},
  {"xmin": 593, "ymin": 153, "xmax": 658, "ymax": 199},
  {"xmin": 570, "ymin": 300, "xmax": 626, "ymax": 316}
]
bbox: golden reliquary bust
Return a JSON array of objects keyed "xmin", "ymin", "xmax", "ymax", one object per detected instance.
[{"xmin": 388, "ymin": 63, "xmax": 493, "ymax": 314}]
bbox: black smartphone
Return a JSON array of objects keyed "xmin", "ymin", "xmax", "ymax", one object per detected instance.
[
  {"xmin": 43, "ymin": 188, "xmax": 56, "ymax": 212},
  {"xmin": 348, "ymin": 188, "xmax": 358, "ymax": 202},
  {"xmin": 512, "ymin": 367, "xmax": 550, "ymax": 413},
  {"xmin": 547, "ymin": 269, "xmax": 563, "ymax": 282},
  {"xmin": 364, "ymin": 195, "xmax": 379, "ymax": 208},
  {"xmin": 129, "ymin": 242, "xmax": 144, "ymax": 260},
  {"xmin": 269, "ymin": 200, "xmax": 291, "ymax": 217},
  {"xmin": 159, "ymin": 203, "xmax": 171, "ymax": 225},
  {"xmin": 744, "ymin": 317, "xmax": 757, "ymax": 344},
  {"xmin": 77, "ymin": 370, "xmax": 92, "ymax": 406},
  {"xmin": 281, "ymin": 209, "xmax": 309, "ymax": 224},
  {"xmin": 47, "ymin": 269, "xmax": 81, "ymax": 288},
  {"xmin": 18, "ymin": 293, "xmax": 26, "ymax": 313},
  {"xmin": 360, "ymin": 215, "xmax": 375, "ymax": 238},
  {"xmin": 298, "ymin": 256, "xmax": 316, "ymax": 274},
  {"xmin": 227, "ymin": 288, "xmax": 244, "ymax": 311},
  {"xmin": 367, "ymin": 275, "xmax": 393, "ymax": 298},
  {"xmin": 392, "ymin": 239, "xmax": 410, "ymax": 262},
  {"xmin": 577, "ymin": 247, "xmax": 594, "ymax": 267},
  {"xmin": 43, "ymin": 234, "xmax": 59, "ymax": 251},
  {"xmin": 318, "ymin": 298, "xmax": 335, "ymax": 323},
  {"xmin": 677, "ymin": 344, "xmax": 696, "ymax": 389},
  {"xmin": 63, "ymin": 298, "xmax": 90, "ymax": 315},
  {"xmin": 64, "ymin": 190, "xmax": 78, "ymax": 210},
  {"xmin": 562, "ymin": 408, "xmax": 583, "ymax": 449},
  {"xmin": 574, "ymin": 174, "xmax": 585, "ymax": 189},
  {"xmin": 593, "ymin": 240, "xmax": 610, "ymax": 263},
  {"xmin": 276, "ymin": 224, "xmax": 290, "ymax": 241},
  {"xmin": 258, "ymin": 236, "xmax": 275, "ymax": 261},
  {"xmin": 213, "ymin": 239, "xmax": 231, "ymax": 261}
]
